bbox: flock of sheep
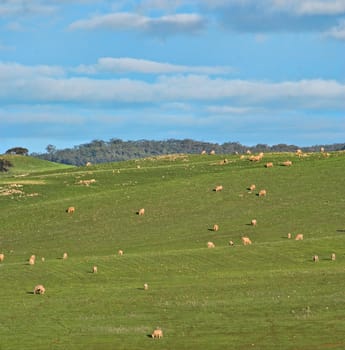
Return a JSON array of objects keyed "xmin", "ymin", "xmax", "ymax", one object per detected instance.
[{"xmin": 205, "ymin": 151, "xmax": 337, "ymax": 265}]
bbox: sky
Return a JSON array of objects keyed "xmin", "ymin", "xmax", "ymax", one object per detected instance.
[{"xmin": 0, "ymin": 0, "xmax": 344, "ymax": 154}]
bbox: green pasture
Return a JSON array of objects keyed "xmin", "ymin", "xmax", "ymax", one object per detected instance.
[{"xmin": 0, "ymin": 152, "xmax": 345, "ymax": 349}]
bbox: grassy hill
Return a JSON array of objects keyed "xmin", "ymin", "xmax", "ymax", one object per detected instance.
[
  {"xmin": 0, "ymin": 155, "xmax": 74, "ymax": 175},
  {"xmin": 0, "ymin": 151, "xmax": 345, "ymax": 349}
]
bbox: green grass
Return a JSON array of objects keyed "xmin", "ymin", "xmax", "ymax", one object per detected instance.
[{"xmin": 1, "ymin": 152, "xmax": 345, "ymax": 349}]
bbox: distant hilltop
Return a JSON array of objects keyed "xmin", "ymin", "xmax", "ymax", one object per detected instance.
[{"xmin": 24, "ymin": 138, "xmax": 345, "ymax": 166}]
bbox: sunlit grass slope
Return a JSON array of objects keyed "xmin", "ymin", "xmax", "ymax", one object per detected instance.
[
  {"xmin": 0, "ymin": 151, "xmax": 345, "ymax": 350},
  {"xmin": 0, "ymin": 155, "xmax": 74, "ymax": 175}
]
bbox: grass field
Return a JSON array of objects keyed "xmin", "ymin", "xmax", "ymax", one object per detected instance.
[{"xmin": 1, "ymin": 151, "xmax": 345, "ymax": 350}]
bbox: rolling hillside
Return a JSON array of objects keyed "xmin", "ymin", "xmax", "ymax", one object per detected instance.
[{"xmin": 0, "ymin": 151, "xmax": 345, "ymax": 350}]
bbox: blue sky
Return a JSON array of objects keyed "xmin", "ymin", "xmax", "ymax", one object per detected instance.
[{"xmin": 0, "ymin": 0, "xmax": 344, "ymax": 154}]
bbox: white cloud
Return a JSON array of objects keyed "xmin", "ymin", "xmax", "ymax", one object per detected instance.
[
  {"xmin": 0, "ymin": 62, "xmax": 65, "ymax": 79},
  {"xmin": 0, "ymin": 105, "xmax": 84, "ymax": 124},
  {"xmin": 294, "ymin": 0, "xmax": 345, "ymax": 15},
  {"xmin": 197, "ymin": 0, "xmax": 345, "ymax": 15},
  {"xmin": 194, "ymin": 0, "xmax": 345, "ymax": 33},
  {"xmin": 0, "ymin": 1, "xmax": 57, "ymax": 17},
  {"xmin": 69, "ymin": 12, "xmax": 206, "ymax": 36},
  {"xmin": 0, "ymin": 62, "xmax": 344, "ymax": 110},
  {"xmin": 206, "ymin": 105, "xmax": 255, "ymax": 114},
  {"xmin": 74, "ymin": 57, "xmax": 234, "ymax": 75},
  {"xmin": 324, "ymin": 19, "xmax": 345, "ymax": 39}
]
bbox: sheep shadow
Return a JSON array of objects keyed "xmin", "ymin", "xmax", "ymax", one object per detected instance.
[
  {"xmin": 336, "ymin": 229, "xmax": 345, "ymax": 233},
  {"xmin": 208, "ymin": 228, "xmax": 216, "ymax": 232},
  {"xmin": 26, "ymin": 291, "xmax": 35, "ymax": 295},
  {"xmin": 146, "ymin": 334, "xmax": 154, "ymax": 339}
]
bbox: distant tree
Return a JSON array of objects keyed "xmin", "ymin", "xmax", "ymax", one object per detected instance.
[
  {"xmin": 0, "ymin": 158, "xmax": 13, "ymax": 172},
  {"xmin": 5, "ymin": 147, "xmax": 29, "ymax": 156},
  {"xmin": 46, "ymin": 144, "xmax": 56, "ymax": 154}
]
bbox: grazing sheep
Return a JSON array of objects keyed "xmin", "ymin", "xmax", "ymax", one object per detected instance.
[
  {"xmin": 313, "ymin": 255, "xmax": 319, "ymax": 262},
  {"xmin": 282, "ymin": 161, "xmax": 292, "ymax": 166},
  {"xmin": 201, "ymin": 150, "xmax": 207, "ymax": 155},
  {"xmin": 258, "ymin": 189, "xmax": 267, "ymax": 197},
  {"xmin": 41, "ymin": 257, "xmax": 45, "ymax": 262},
  {"xmin": 210, "ymin": 150, "xmax": 216, "ymax": 155},
  {"xmin": 92, "ymin": 266, "xmax": 98, "ymax": 273},
  {"xmin": 295, "ymin": 234, "xmax": 304, "ymax": 241},
  {"xmin": 249, "ymin": 155, "xmax": 262, "ymax": 162},
  {"xmin": 241, "ymin": 237, "xmax": 252, "ymax": 245},
  {"xmin": 265, "ymin": 162, "xmax": 273, "ymax": 168},
  {"xmin": 251, "ymin": 219, "xmax": 257, "ymax": 226},
  {"xmin": 331, "ymin": 253, "xmax": 336, "ymax": 261},
  {"xmin": 0, "ymin": 253, "xmax": 4, "ymax": 262},
  {"xmin": 214, "ymin": 185, "xmax": 223, "ymax": 192},
  {"xmin": 287, "ymin": 233, "xmax": 292, "ymax": 239},
  {"xmin": 63, "ymin": 252, "xmax": 68, "ymax": 260},
  {"xmin": 213, "ymin": 224, "xmax": 219, "ymax": 232},
  {"xmin": 29, "ymin": 255, "xmax": 36, "ymax": 265},
  {"xmin": 86, "ymin": 161, "xmax": 92, "ymax": 166},
  {"xmin": 248, "ymin": 184, "xmax": 256, "ymax": 191},
  {"xmin": 34, "ymin": 285, "xmax": 46, "ymax": 295},
  {"xmin": 66, "ymin": 206, "xmax": 75, "ymax": 213},
  {"xmin": 207, "ymin": 241, "xmax": 215, "ymax": 248},
  {"xmin": 320, "ymin": 147, "xmax": 325, "ymax": 152},
  {"xmin": 229, "ymin": 240, "xmax": 234, "ymax": 246},
  {"xmin": 138, "ymin": 208, "xmax": 145, "ymax": 216},
  {"xmin": 144, "ymin": 283, "xmax": 149, "ymax": 290},
  {"xmin": 118, "ymin": 249, "xmax": 124, "ymax": 256},
  {"xmin": 152, "ymin": 328, "xmax": 163, "ymax": 339}
]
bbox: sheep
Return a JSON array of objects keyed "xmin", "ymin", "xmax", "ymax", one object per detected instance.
[
  {"xmin": 92, "ymin": 266, "xmax": 98, "ymax": 273},
  {"xmin": 63, "ymin": 252, "xmax": 68, "ymax": 259},
  {"xmin": 29, "ymin": 255, "xmax": 36, "ymax": 265},
  {"xmin": 265, "ymin": 162, "xmax": 273, "ymax": 168},
  {"xmin": 213, "ymin": 224, "xmax": 219, "ymax": 232},
  {"xmin": 229, "ymin": 240, "xmax": 234, "ymax": 246},
  {"xmin": 210, "ymin": 150, "xmax": 216, "ymax": 155},
  {"xmin": 34, "ymin": 285, "xmax": 46, "ymax": 295},
  {"xmin": 331, "ymin": 253, "xmax": 336, "ymax": 261},
  {"xmin": 241, "ymin": 237, "xmax": 252, "ymax": 245},
  {"xmin": 320, "ymin": 147, "xmax": 325, "ymax": 152},
  {"xmin": 214, "ymin": 185, "xmax": 223, "ymax": 192},
  {"xmin": 258, "ymin": 189, "xmax": 267, "ymax": 197},
  {"xmin": 144, "ymin": 283, "xmax": 149, "ymax": 290},
  {"xmin": 295, "ymin": 234, "xmax": 304, "ymax": 241},
  {"xmin": 0, "ymin": 253, "xmax": 4, "ymax": 262},
  {"xmin": 41, "ymin": 257, "xmax": 45, "ymax": 262},
  {"xmin": 152, "ymin": 328, "xmax": 163, "ymax": 339},
  {"xmin": 138, "ymin": 208, "xmax": 145, "ymax": 216},
  {"xmin": 118, "ymin": 249, "xmax": 124, "ymax": 256},
  {"xmin": 251, "ymin": 219, "xmax": 257, "ymax": 226},
  {"xmin": 249, "ymin": 155, "xmax": 261, "ymax": 162},
  {"xmin": 282, "ymin": 161, "xmax": 292, "ymax": 166},
  {"xmin": 313, "ymin": 255, "xmax": 319, "ymax": 262},
  {"xmin": 66, "ymin": 206, "xmax": 75, "ymax": 214},
  {"xmin": 201, "ymin": 150, "xmax": 207, "ymax": 155},
  {"xmin": 248, "ymin": 184, "xmax": 256, "ymax": 191},
  {"xmin": 86, "ymin": 161, "xmax": 92, "ymax": 166},
  {"xmin": 287, "ymin": 233, "xmax": 292, "ymax": 239},
  {"xmin": 207, "ymin": 241, "xmax": 215, "ymax": 248}
]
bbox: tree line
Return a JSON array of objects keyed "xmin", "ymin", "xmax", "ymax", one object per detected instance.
[{"xmin": 28, "ymin": 139, "xmax": 345, "ymax": 166}]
